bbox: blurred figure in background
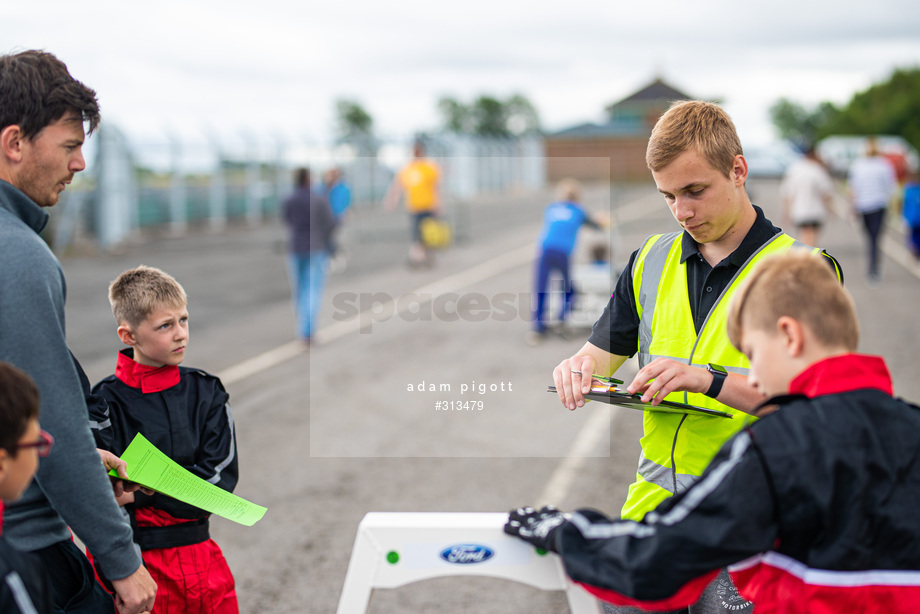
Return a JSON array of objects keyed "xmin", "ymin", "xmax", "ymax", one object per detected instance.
[
  {"xmin": 383, "ymin": 141, "xmax": 442, "ymax": 268},
  {"xmin": 281, "ymin": 168, "xmax": 337, "ymax": 345},
  {"xmin": 848, "ymin": 138, "xmax": 898, "ymax": 282},
  {"xmin": 527, "ymin": 178, "xmax": 604, "ymax": 345},
  {"xmin": 323, "ymin": 166, "xmax": 352, "ymax": 220},
  {"xmin": 780, "ymin": 144, "xmax": 835, "ymax": 247},
  {"xmin": 902, "ymin": 170, "xmax": 920, "ymax": 260},
  {"xmin": 322, "ymin": 166, "xmax": 352, "ymax": 272}
]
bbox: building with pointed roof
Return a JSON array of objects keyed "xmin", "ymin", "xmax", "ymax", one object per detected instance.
[{"xmin": 546, "ymin": 78, "xmax": 693, "ymax": 182}]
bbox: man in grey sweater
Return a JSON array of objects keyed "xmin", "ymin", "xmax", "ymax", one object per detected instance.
[{"xmin": 0, "ymin": 50, "xmax": 156, "ymax": 614}]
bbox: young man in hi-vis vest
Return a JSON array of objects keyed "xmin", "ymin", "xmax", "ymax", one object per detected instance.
[{"xmin": 550, "ymin": 100, "xmax": 842, "ymax": 614}]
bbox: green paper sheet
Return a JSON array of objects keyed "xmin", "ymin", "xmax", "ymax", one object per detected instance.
[{"xmin": 109, "ymin": 433, "xmax": 266, "ymax": 526}]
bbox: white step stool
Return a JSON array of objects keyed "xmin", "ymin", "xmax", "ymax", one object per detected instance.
[{"xmin": 336, "ymin": 512, "xmax": 601, "ymax": 613}]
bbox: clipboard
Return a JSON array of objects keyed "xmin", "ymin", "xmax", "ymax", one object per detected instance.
[{"xmin": 547, "ymin": 386, "xmax": 733, "ymax": 418}]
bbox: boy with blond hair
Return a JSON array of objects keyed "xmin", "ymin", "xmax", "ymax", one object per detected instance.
[
  {"xmin": 507, "ymin": 250, "xmax": 920, "ymax": 612},
  {"xmin": 0, "ymin": 362, "xmax": 53, "ymax": 613},
  {"xmin": 89, "ymin": 265, "xmax": 239, "ymax": 614}
]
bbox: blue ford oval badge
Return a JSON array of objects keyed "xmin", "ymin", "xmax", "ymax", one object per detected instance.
[{"xmin": 440, "ymin": 544, "xmax": 494, "ymax": 564}]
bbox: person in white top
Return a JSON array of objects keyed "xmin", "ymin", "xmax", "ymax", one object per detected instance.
[
  {"xmin": 848, "ymin": 138, "xmax": 898, "ymax": 281},
  {"xmin": 781, "ymin": 145, "xmax": 835, "ymax": 247}
]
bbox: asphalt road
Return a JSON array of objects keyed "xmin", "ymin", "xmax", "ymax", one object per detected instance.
[{"xmin": 61, "ymin": 177, "xmax": 920, "ymax": 613}]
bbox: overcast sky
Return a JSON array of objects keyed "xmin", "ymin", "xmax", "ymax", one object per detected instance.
[{"xmin": 4, "ymin": 0, "xmax": 919, "ymax": 153}]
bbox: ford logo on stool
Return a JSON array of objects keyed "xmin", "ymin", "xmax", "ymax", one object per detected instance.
[{"xmin": 440, "ymin": 544, "xmax": 494, "ymax": 564}]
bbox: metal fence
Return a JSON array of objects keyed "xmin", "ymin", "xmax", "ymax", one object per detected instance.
[{"xmin": 50, "ymin": 124, "xmax": 546, "ymax": 254}]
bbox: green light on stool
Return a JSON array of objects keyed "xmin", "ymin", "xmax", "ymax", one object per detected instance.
[
  {"xmin": 386, "ymin": 551, "xmax": 400, "ymax": 565},
  {"xmin": 535, "ymin": 547, "xmax": 548, "ymax": 556}
]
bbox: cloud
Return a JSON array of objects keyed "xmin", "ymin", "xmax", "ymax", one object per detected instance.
[{"xmin": 3, "ymin": 0, "xmax": 918, "ymax": 146}]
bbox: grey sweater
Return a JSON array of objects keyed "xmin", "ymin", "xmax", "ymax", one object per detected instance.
[
  {"xmin": 281, "ymin": 187, "xmax": 337, "ymax": 254},
  {"xmin": 0, "ymin": 180, "xmax": 141, "ymax": 580}
]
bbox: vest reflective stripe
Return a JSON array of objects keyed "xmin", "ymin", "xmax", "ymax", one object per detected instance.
[
  {"xmin": 622, "ymin": 231, "xmax": 830, "ymax": 521},
  {"xmin": 638, "ymin": 451, "xmax": 698, "ymax": 494}
]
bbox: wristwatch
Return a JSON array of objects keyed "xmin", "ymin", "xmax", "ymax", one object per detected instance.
[{"xmin": 705, "ymin": 363, "xmax": 728, "ymax": 399}]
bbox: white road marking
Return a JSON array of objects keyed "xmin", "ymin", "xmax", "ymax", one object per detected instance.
[
  {"xmin": 218, "ymin": 192, "xmax": 661, "ymax": 506},
  {"xmin": 537, "ymin": 405, "xmax": 622, "ymax": 507},
  {"xmin": 217, "ymin": 243, "xmax": 536, "ymax": 385}
]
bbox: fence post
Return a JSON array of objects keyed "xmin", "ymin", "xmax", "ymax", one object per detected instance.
[
  {"xmin": 206, "ymin": 133, "xmax": 228, "ymax": 230},
  {"xmin": 167, "ymin": 133, "xmax": 187, "ymax": 233}
]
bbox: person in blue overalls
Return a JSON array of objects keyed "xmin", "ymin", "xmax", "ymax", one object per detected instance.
[{"xmin": 529, "ymin": 178, "xmax": 605, "ymax": 344}]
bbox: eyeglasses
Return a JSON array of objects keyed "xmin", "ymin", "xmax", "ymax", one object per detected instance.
[{"xmin": 17, "ymin": 430, "xmax": 54, "ymax": 458}]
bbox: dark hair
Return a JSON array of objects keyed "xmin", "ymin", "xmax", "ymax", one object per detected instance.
[
  {"xmin": 0, "ymin": 362, "xmax": 40, "ymax": 456},
  {"xmin": 294, "ymin": 167, "xmax": 310, "ymax": 188},
  {"xmin": 0, "ymin": 50, "xmax": 100, "ymax": 140}
]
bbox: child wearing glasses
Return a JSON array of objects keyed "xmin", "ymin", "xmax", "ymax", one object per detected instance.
[
  {"xmin": 88, "ymin": 265, "xmax": 239, "ymax": 614},
  {"xmin": 0, "ymin": 361, "xmax": 53, "ymax": 613}
]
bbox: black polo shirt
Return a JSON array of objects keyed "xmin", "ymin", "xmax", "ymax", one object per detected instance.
[{"xmin": 588, "ymin": 205, "xmax": 781, "ymax": 357}]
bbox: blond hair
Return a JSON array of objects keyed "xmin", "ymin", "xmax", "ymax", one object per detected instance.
[
  {"xmin": 727, "ymin": 251, "xmax": 858, "ymax": 352},
  {"xmin": 646, "ymin": 100, "xmax": 743, "ymax": 177},
  {"xmin": 555, "ymin": 178, "xmax": 582, "ymax": 202},
  {"xmin": 108, "ymin": 265, "xmax": 187, "ymax": 328}
]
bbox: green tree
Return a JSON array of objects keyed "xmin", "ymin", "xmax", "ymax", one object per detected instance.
[
  {"xmin": 770, "ymin": 68, "xmax": 920, "ymax": 153},
  {"xmin": 819, "ymin": 68, "xmax": 920, "ymax": 152},
  {"xmin": 504, "ymin": 93, "xmax": 541, "ymax": 136},
  {"xmin": 436, "ymin": 93, "xmax": 541, "ymax": 137},
  {"xmin": 471, "ymin": 96, "xmax": 508, "ymax": 137},
  {"xmin": 437, "ymin": 97, "xmax": 472, "ymax": 133},
  {"xmin": 335, "ymin": 99, "xmax": 374, "ymax": 141},
  {"xmin": 769, "ymin": 98, "xmax": 838, "ymax": 148}
]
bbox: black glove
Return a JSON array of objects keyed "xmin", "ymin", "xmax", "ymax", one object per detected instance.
[{"xmin": 504, "ymin": 505, "xmax": 567, "ymax": 553}]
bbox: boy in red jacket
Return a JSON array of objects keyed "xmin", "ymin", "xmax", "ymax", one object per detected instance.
[
  {"xmin": 507, "ymin": 250, "xmax": 920, "ymax": 613},
  {"xmin": 90, "ymin": 265, "xmax": 239, "ymax": 614}
]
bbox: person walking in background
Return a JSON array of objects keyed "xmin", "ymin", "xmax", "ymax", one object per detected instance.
[
  {"xmin": 780, "ymin": 144, "xmax": 835, "ymax": 247},
  {"xmin": 383, "ymin": 141, "xmax": 442, "ymax": 268},
  {"xmin": 901, "ymin": 170, "xmax": 920, "ymax": 260},
  {"xmin": 324, "ymin": 166, "xmax": 352, "ymax": 221},
  {"xmin": 527, "ymin": 178, "xmax": 604, "ymax": 345},
  {"xmin": 848, "ymin": 137, "xmax": 898, "ymax": 282},
  {"xmin": 0, "ymin": 49, "xmax": 156, "ymax": 614},
  {"xmin": 281, "ymin": 167, "xmax": 337, "ymax": 345},
  {"xmin": 323, "ymin": 166, "xmax": 352, "ymax": 272}
]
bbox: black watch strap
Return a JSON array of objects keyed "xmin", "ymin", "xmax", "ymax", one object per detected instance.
[{"xmin": 705, "ymin": 363, "xmax": 727, "ymax": 399}]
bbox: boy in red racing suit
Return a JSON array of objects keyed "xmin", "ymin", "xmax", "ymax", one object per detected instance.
[
  {"xmin": 506, "ymin": 251, "xmax": 920, "ymax": 613},
  {"xmin": 89, "ymin": 265, "xmax": 238, "ymax": 614}
]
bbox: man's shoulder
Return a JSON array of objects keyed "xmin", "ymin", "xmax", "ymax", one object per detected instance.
[{"xmin": 0, "ymin": 210, "xmax": 53, "ymax": 257}]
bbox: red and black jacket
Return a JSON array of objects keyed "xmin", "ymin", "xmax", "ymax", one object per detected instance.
[
  {"xmin": 89, "ymin": 349, "xmax": 238, "ymax": 550},
  {"xmin": 554, "ymin": 355, "xmax": 920, "ymax": 613}
]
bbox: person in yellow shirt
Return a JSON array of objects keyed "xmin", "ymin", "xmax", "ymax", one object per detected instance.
[{"xmin": 384, "ymin": 141, "xmax": 442, "ymax": 267}]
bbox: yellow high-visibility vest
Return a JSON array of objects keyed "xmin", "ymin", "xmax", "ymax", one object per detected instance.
[{"xmin": 621, "ymin": 231, "xmax": 841, "ymax": 520}]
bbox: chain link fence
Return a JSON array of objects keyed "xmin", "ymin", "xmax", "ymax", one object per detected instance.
[{"xmin": 48, "ymin": 125, "xmax": 546, "ymax": 255}]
